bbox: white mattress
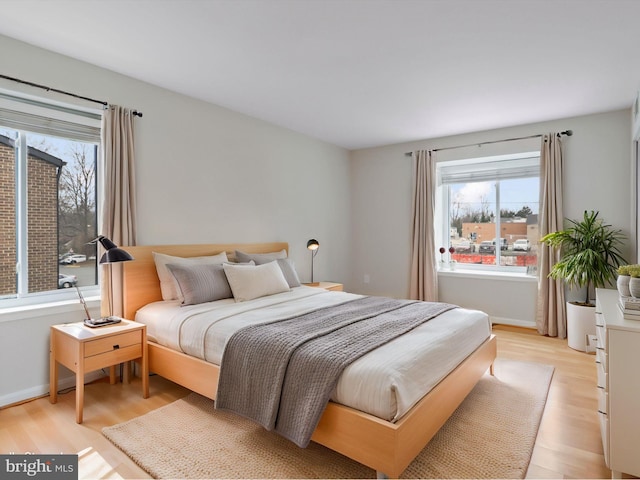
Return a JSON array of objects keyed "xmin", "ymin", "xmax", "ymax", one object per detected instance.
[{"xmin": 136, "ymin": 286, "xmax": 491, "ymax": 421}]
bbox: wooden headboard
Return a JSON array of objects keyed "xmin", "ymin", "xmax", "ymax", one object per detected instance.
[{"xmin": 121, "ymin": 242, "xmax": 289, "ymax": 320}]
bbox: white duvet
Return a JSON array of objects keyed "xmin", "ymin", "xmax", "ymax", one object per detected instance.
[{"xmin": 135, "ymin": 286, "xmax": 491, "ymax": 421}]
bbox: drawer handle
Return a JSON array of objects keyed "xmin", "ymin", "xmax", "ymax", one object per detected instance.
[
  {"xmin": 598, "ymin": 410, "xmax": 607, "ymax": 415},
  {"xmin": 113, "ymin": 344, "xmax": 120, "ymax": 350}
]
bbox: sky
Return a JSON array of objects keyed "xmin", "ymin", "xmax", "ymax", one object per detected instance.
[{"xmin": 451, "ymin": 177, "xmax": 539, "ymax": 217}]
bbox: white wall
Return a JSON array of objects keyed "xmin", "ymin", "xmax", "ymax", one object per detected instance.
[
  {"xmin": 0, "ymin": 34, "xmax": 352, "ymax": 406},
  {"xmin": 0, "ymin": 31, "xmax": 634, "ymax": 406},
  {"xmin": 350, "ymin": 109, "xmax": 633, "ymax": 326}
]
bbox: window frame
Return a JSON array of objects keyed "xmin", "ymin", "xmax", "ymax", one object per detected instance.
[
  {"xmin": 435, "ymin": 151, "xmax": 540, "ymax": 276},
  {"xmin": 0, "ymin": 90, "xmax": 102, "ymax": 308}
]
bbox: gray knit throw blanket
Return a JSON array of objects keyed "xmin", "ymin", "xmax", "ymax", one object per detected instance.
[{"xmin": 215, "ymin": 296, "xmax": 456, "ymax": 447}]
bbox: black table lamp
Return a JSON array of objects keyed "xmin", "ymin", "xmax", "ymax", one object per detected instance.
[
  {"xmin": 307, "ymin": 239, "xmax": 319, "ymax": 285},
  {"xmin": 95, "ymin": 235, "xmax": 133, "ymax": 320}
]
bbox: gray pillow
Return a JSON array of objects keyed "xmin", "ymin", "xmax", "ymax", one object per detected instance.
[
  {"xmin": 275, "ymin": 259, "xmax": 302, "ymax": 288},
  {"xmin": 153, "ymin": 251, "xmax": 228, "ymax": 301},
  {"xmin": 165, "ymin": 263, "xmax": 233, "ymax": 305},
  {"xmin": 253, "ymin": 258, "xmax": 301, "ymax": 288},
  {"xmin": 234, "ymin": 249, "xmax": 287, "ymax": 263}
]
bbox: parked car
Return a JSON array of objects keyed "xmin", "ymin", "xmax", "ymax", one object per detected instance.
[
  {"xmin": 492, "ymin": 238, "xmax": 508, "ymax": 251},
  {"xmin": 454, "ymin": 240, "xmax": 471, "ymax": 253},
  {"xmin": 479, "ymin": 241, "xmax": 495, "ymax": 253},
  {"xmin": 59, "ymin": 254, "xmax": 87, "ymax": 264},
  {"xmin": 513, "ymin": 239, "xmax": 531, "ymax": 251},
  {"xmin": 58, "ymin": 273, "xmax": 77, "ymax": 288}
]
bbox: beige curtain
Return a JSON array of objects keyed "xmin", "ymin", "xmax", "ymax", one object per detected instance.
[
  {"xmin": 100, "ymin": 105, "xmax": 137, "ymax": 317},
  {"xmin": 536, "ymin": 133, "xmax": 565, "ymax": 337},
  {"xmin": 409, "ymin": 150, "xmax": 438, "ymax": 301}
]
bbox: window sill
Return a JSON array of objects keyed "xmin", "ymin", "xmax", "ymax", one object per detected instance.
[
  {"xmin": 0, "ymin": 295, "xmax": 100, "ymax": 324},
  {"xmin": 438, "ymin": 268, "xmax": 538, "ymax": 283}
]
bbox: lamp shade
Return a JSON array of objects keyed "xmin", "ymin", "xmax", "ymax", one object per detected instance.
[
  {"xmin": 99, "ymin": 247, "xmax": 133, "ymax": 264},
  {"xmin": 97, "ymin": 236, "xmax": 117, "ymax": 251},
  {"xmin": 94, "ymin": 235, "xmax": 134, "ymax": 264}
]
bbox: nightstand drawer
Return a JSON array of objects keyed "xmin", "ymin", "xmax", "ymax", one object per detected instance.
[
  {"xmin": 84, "ymin": 343, "xmax": 143, "ymax": 372},
  {"xmin": 84, "ymin": 330, "xmax": 142, "ymax": 358}
]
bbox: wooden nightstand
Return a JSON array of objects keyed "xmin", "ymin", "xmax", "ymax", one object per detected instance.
[
  {"xmin": 304, "ymin": 281, "xmax": 343, "ymax": 291},
  {"xmin": 50, "ymin": 319, "xmax": 149, "ymax": 423}
]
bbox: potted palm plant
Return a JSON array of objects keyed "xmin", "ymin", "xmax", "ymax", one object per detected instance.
[{"xmin": 541, "ymin": 210, "xmax": 627, "ymax": 351}]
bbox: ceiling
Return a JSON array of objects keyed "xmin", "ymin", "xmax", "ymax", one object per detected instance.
[{"xmin": 1, "ymin": 0, "xmax": 640, "ymax": 150}]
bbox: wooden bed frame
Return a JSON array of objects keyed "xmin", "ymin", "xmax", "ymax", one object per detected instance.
[{"xmin": 122, "ymin": 242, "xmax": 497, "ymax": 478}]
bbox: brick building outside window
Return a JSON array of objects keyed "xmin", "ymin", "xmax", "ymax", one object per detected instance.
[{"xmin": 0, "ymin": 133, "xmax": 64, "ymax": 295}]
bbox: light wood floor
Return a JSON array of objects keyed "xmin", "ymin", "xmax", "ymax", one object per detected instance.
[
  {"xmin": 0, "ymin": 325, "xmax": 610, "ymax": 479},
  {"xmin": 495, "ymin": 325, "xmax": 610, "ymax": 479}
]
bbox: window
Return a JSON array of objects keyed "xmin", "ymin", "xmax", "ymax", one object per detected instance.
[
  {"xmin": 0, "ymin": 92, "xmax": 101, "ymax": 305},
  {"xmin": 436, "ymin": 152, "xmax": 540, "ymax": 275}
]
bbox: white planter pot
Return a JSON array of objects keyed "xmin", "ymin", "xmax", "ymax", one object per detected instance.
[
  {"xmin": 566, "ymin": 301, "xmax": 596, "ymax": 352},
  {"xmin": 629, "ymin": 277, "xmax": 640, "ymax": 298},
  {"xmin": 618, "ymin": 275, "xmax": 631, "ymax": 297}
]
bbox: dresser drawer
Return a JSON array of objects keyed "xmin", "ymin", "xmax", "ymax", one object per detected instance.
[
  {"xmin": 596, "ymin": 325, "xmax": 606, "ymax": 351},
  {"xmin": 84, "ymin": 330, "xmax": 142, "ymax": 358},
  {"xmin": 596, "ymin": 347, "xmax": 608, "ymax": 371},
  {"xmin": 597, "ymin": 361, "xmax": 608, "ymax": 390},
  {"xmin": 599, "ymin": 411, "xmax": 610, "ymax": 468},
  {"xmin": 598, "ymin": 387, "xmax": 608, "ymax": 414}
]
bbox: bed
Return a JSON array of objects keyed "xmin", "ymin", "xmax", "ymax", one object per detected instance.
[{"xmin": 122, "ymin": 242, "xmax": 496, "ymax": 478}]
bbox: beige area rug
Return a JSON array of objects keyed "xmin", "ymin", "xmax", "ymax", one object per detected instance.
[{"xmin": 102, "ymin": 358, "xmax": 553, "ymax": 479}]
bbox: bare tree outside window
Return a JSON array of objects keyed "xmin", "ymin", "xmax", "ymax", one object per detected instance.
[{"xmin": 58, "ymin": 143, "xmax": 97, "ymax": 257}]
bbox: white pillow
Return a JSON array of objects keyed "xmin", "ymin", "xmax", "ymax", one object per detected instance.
[
  {"xmin": 153, "ymin": 251, "xmax": 228, "ymax": 301},
  {"xmin": 223, "ymin": 261, "xmax": 290, "ymax": 302}
]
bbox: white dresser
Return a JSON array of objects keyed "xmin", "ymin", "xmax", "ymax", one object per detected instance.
[{"xmin": 595, "ymin": 288, "xmax": 640, "ymax": 478}]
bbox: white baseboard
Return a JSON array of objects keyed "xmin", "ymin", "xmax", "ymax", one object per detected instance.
[
  {"xmin": 490, "ymin": 316, "xmax": 536, "ymax": 329},
  {"xmin": 0, "ymin": 370, "xmax": 106, "ymax": 408}
]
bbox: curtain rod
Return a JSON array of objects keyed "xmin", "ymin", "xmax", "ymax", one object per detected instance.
[
  {"xmin": 404, "ymin": 129, "xmax": 573, "ymax": 156},
  {"xmin": 0, "ymin": 73, "xmax": 143, "ymax": 117}
]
